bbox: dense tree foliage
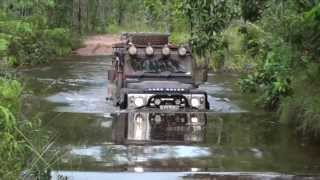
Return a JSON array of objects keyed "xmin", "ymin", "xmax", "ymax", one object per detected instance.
[
  {"xmin": 241, "ymin": 0, "xmax": 268, "ymax": 22},
  {"xmin": 180, "ymin": 0, "xmax": 240, "ymax": 55},
  {"xmin": 237, "ymin": 0, "xmax": 320, "ymax": 136},
  {"xmin": 0, "ymin": 0, "xmax": 74, "ymax": 66}
]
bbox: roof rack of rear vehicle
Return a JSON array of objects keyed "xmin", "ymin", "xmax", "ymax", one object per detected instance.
[
  {"xmin": 120, "ymin": 32, "xmax": 170, "ymax": 45},
  {"xmin": 112, "ymin": 32, "xmax": 181, "ymax": 50}
]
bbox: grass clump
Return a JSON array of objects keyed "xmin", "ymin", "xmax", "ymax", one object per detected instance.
[
  {"xmin": 0, "ymin": 77, "xmax": 55, "ymax": 180},
  {"xmin": 279, "ymin": 64, "xmax": 320, "ymax": 138},
  {"xmin": 169, "ymin": 32, "xmax": 190, "ymax": 45},
  {"xmin": 209, "ymin": 21, "xmax": 269, "ymax": 72}
]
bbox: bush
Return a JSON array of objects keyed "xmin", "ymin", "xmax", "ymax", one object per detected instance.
[
  {"xmin": 0, "ymin": 78, "xmax": 23, "ymax": 179},
  {"xmin": 45, "ymin": 28, "xmax": 73, "ymax": 56},
  {"xmin": 169, "ymin": 31, "xmax": 190, "ymax": 45},
  {"xmin": 6, "ymin": 26, "xmax": 73, "ymax": 66},
  {"xmin": 0, "ymin": 38, "xmax": 9, "ymax": 60},
  {"xmin": 0, "ymin": 78, "xmax": 53, "ymax": 179},
  {"xmin": 211, "ymin": 21, "xmax": 269, "ymax": 72},
  {"xmin": 239, "ymin": 40, "xmax": 293, "ymax": 110},
  {"xmin": 279, "ymin": 63, "xmax": 320, "ymax": 137},
  {"xmin": 0, "ymin": 78, "xmax": 22, "ymax": 110},
  {"xmin": 239, "ymin": 1, "xmax": 320, "ymax": 139},
  {"xmin": 105, "ymin": 23, "xmax": 121, "ymax": 34},
  {"xmin": 8, "ymin": 30, "xmax": 52, "ymax": 66},
  {"xmin": 0, "ymin": 13, "xmax": 73, "ymax": 66}
]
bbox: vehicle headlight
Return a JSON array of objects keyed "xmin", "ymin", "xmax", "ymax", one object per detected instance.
[
  {"xmin": 134, "ymin": 97, "xmax": 145, "ymax": 107},
  {"xmin": 191, "ymin": 116, "xmax": 199, "ymax": 124},
  {"xmin": 145, "ymin": 45, "xmax": 154, "ymax": 56},
  {"xmin": 154, "ymin": 98, "xmax": 161, "ymax": 106},
  {"xmin": 178, "ymin": 47, "xmax": 187, "ymax": 56},
  {"xmin": 154, "ymin": 115, "xmax": 162, "ymax": 124},
  {"xmin": 135, "ymin": 114, "xmax": 143, "ymax": 124},
  {"xmin": 175, "ymin": 99, "xmax": 181, "ymax": 105},
  {"xmin": 191, "ymin": 98, "xmax": 200, "ymax": 107},
  {"xmin": 128, "ymin": 45, "xmax": 137, "ymax": 56},
  {"xmin": 162, "ymin": 45, "xmax": 170, "ymax": 56}
]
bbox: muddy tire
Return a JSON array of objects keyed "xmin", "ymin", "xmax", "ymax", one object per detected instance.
[
  {"xmin": 119, "ymin": 95, "xmax": 128, "ymax": 109},
  {"xmin": 120, "ymin": 103, "xmax": 127, "ymax": 109},
  {"xmin": 206, "ymin": 101, "xmax": 210, "ymax": 110}
]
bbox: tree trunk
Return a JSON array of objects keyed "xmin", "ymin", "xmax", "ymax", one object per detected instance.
[
  {"xmin": 80, "ymin": 0, "xmax": 89, "ymax": 34},
  {"xmin": 203, "ymin": 56, "xmax": 209, "ymax": 82},
  {"xmin": 73, "ymin": 0, "xmax": 81, "ymax": 34},
  {"xmin": 117, "ymin": 0, "xmax": 125, "ymax": 26}
]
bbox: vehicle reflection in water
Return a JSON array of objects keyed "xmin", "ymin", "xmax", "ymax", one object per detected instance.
[
  {"xmin": 57, "ymin": 112, "xmax": 211, "ymax": 173},
  {"xmin": 112, "ymin": 112, "xmax": 207, "ymax": 145}
]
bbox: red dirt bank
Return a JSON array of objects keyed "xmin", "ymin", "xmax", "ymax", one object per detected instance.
[{"xmin": 75, "ymin": 35, "xmax": 120, "ymax": 56}]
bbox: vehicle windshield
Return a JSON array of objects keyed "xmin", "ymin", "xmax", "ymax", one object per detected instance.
[{"xmin": 125, "ymin": 56, "xmax": 192, "ymax": 75}]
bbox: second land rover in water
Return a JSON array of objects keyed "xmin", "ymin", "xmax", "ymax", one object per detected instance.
[{"xmin": 108, "ymin": 33, "xmax": 209, "ymax": 110}]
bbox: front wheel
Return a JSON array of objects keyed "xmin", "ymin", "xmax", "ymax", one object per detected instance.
[
  {"xmin": 206, "ymin": 101, "xmax": 210, "ymax": 110},
  {"xmin": 119, "ymin": 94, "xmax": 127, "ymax": 109}
]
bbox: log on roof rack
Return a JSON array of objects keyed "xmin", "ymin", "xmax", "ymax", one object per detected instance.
[{"xmin": 121, "ymin": 32, "xmax": 170, "ymax": 46}]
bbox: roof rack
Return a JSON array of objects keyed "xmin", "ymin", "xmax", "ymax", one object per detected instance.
[{"xmin": 121, "ymin": 32, "xmax": 170, "ymax": 45}]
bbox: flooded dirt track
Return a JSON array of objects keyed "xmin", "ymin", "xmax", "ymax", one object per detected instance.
[{"xmin": 19, "ymin": 55, "xmax": 320, "ymax": 179}]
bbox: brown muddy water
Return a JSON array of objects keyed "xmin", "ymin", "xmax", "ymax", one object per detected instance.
[{"xmin": 18, "ymin": 56, "xmax": 320, "ymax": 180}]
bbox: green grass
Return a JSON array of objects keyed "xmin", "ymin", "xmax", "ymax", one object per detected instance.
[
  {"xmin": 169, "ymin": 31, "xmax": 190, "ymax": 45},
  {"xmin": 208, "ymin": 21, "xmax": 267, "ymax": 72},
  {"xmin": 279, "ymin": 63, "xmax": 320, "ymax": 138},
  {"xmin": 0, "ymin": 77, "xmax": 55, "ymax": 179}
]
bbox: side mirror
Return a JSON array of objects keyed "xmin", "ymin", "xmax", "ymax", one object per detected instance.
[{"xmin": 108, "ymin": 70, "xmax": 115, "ymax": 81}]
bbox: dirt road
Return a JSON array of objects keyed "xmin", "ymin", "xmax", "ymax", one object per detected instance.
[{"xmin": 75, "ymin": 35, "xmax": 120, "ymax": 56}]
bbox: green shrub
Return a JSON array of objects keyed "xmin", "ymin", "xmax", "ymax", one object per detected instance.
[
  {"xmin": 45, "ymin": 28, "xmax": 72, "ymax": 56},
  {"xmin": 8, "ymin": 31, "xmax": 51, "ymax": 65},
  {"xmin": 6, "ymin": 26, "xmax": 73, "ymax": 66},
  {"xmin": 0, "ymin": 78, "xmax": 53, "ymax": 179},
  {"xmin": 217, "ymin": 22, "xmax": 252, "ymax": 71},
  {"xmin": 169, "ymin": 31, "xmax": 190, "ymax": 45},
  {"xmin": 0, "ymin": 38, "xmax": 9, "ymax": 59},
  {"xmin": 279, "ymin": 63, "xmax": 320, "ymax": 137},
  {"xmin": 0, "ymin": 12, "xmax": 73, "ymax": 66},
  {"xmin": 0, "ymin": 78, "xmax": 22, "ymax": 111},
  {"xmin": 237, "ymin": 1, "xmax": 320, "ymax": 140},
  {"xmin": 239, "ymin": 41, "xmax": 293, "ymax": 109},
  {"xmin": 0, "ymin": 78, "xmax": 23, "ymax": 179},
  {"xmin": 106, "ymin": 23, "xmax": 121, "ymax": 34},
  {"xmin": 211, "ymin": 21, "xmax": 269, "ymax": 72}
]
